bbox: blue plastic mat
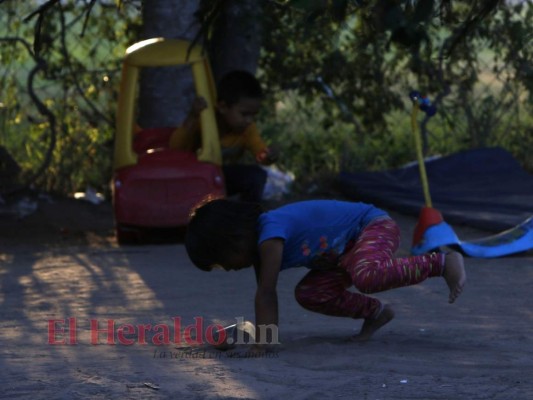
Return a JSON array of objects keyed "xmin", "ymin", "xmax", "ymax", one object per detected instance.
[{"xmin": 338, "ymin": 147, "xmax": 533, "ymax": 232}]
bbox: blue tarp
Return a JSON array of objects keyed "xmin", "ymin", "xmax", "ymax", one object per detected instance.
[{"xmin": 338, "ymin": 147, "xmax": 533, "ymax": 232}]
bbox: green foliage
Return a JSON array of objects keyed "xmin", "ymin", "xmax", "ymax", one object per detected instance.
[
  {"xmin": 261, "ymin": 92, "xmax": 416, "ymax": 179},
  {"xmin": 0, "ymin": 0, "xmax": 140, "ymax": 195},
  {"xmin": 1, "ymin": 0, "xmax": 532, "ymax": 198},
  {"xmin": 257, "ymin": 0, "xmax": 533, "ymax": 177}
]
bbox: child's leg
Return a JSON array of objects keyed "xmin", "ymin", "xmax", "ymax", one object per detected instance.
[
  {"xmin": 340, "ymin": 217, "xmax": 445, "ymax": 294},
  {"xmin": 294, "ymin": 268, "xmax": 382, "ymax": 319}
]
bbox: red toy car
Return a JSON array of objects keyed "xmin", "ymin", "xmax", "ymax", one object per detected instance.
[{"xmin": 112, "ymin": 38, "xmax": 225, "ymax": 244}]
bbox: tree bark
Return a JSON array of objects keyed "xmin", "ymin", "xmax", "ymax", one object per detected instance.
[
  {"xmin": 137, "ymin": 0, "xmax": 263, "ymax": 128},
  {"xmin": 138, "ymin": 0, "xmax": 200, "ymax": 128},
  {"xmin": 207, "ymin": 0, "xmax": 263, "ymax": 82}
]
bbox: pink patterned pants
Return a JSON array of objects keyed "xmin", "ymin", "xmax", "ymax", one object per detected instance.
[{"xmin": 294, "ymin": 216, "xmax": 445, "ymax": 319}]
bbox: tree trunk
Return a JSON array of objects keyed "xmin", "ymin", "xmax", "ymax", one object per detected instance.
[
  {"xmin": 138, "ymin": 0, "xmax": 200, "ymax": 128},
  {"xmin": 207, "ymin": 0, "xmax": 263, "ymax": 82},
  {"xmin": 137, "ymin": 0, "xmax": 263, "ymax": 128}
]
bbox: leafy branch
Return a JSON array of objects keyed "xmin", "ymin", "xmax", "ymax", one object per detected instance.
[{"xmin": 0, "ymin": 36, "xmax": 56, "ymax": 190}]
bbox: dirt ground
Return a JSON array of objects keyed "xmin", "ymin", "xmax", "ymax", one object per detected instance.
[{"xmin": 0, "ymin": 195, "xmax": 532, "ymax": 399}]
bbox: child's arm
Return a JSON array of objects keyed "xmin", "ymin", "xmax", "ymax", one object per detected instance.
[
  {"xmin": 254, "ymin": 238, "xmax": 283, "ymax": 346},
  {"xmin": 243, "ymin": 124, "xmax": 278, "ymax": 165}
]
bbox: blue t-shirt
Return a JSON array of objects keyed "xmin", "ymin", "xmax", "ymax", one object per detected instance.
[{"xmin": 257, "ymin": 200, "xmax": 388, "ymax": 270}]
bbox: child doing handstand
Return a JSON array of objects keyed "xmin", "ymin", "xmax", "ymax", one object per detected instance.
[{"xmin": 185, "ymin": 199, "xmax": 466, "ymax": 345}]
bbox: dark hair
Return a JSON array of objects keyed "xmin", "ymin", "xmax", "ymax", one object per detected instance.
[
  {"xmin": 216, "ymin": 70, "xmax": 263, "ymax": 105},
  {"xmin": 185, "ymin": 199, "xmax": 263, "ymax": 271}
]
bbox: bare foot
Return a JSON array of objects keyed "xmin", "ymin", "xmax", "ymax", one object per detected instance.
[
  {"xmin": 350, "ymin": 305, "xmax": 395, "ymax": 342},
  {"xmin": 443, "ymin": 252, "xmax": 467, "ymax": 303}
]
